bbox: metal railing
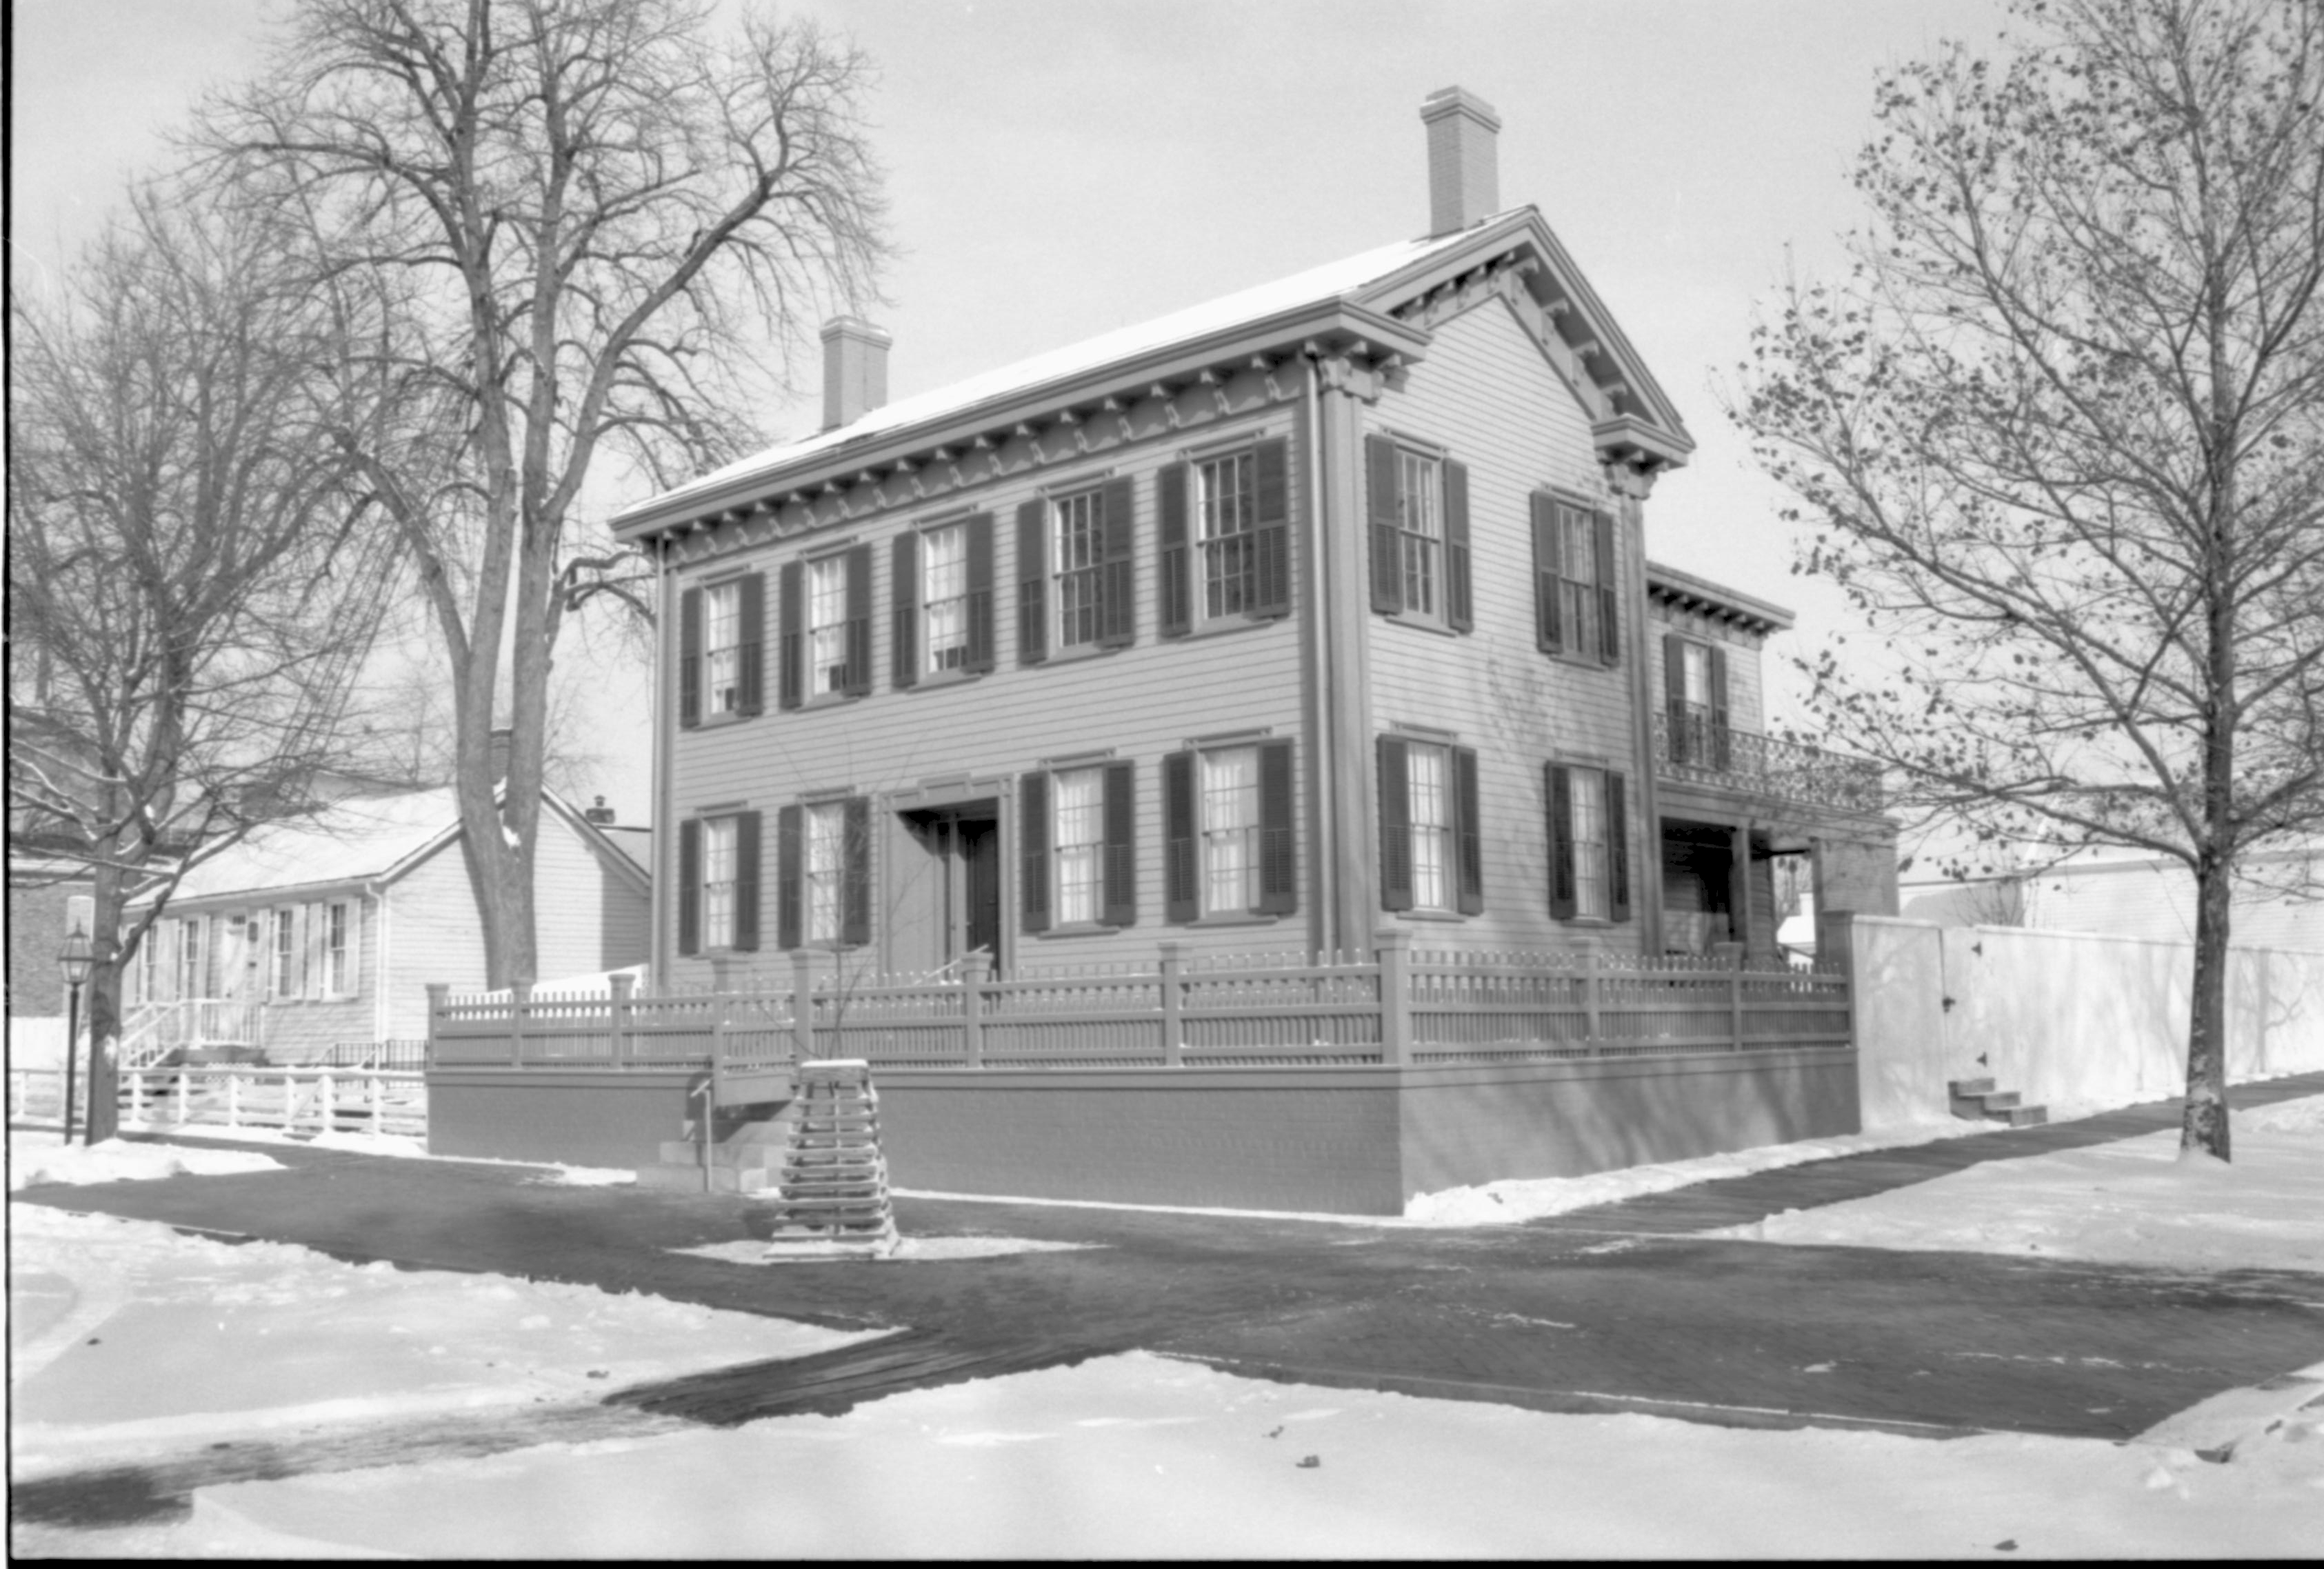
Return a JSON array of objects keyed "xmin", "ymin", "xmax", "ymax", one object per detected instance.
[
  {"xmin": 1654, "ymin": 709, "xmax": 1884, "ymax": 814},
  {"xmin": 427, "ymin": 938, "xmax": 1852, "ymax": 1075}
]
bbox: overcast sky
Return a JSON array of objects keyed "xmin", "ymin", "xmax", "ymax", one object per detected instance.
[{"xmin": 10, "ymin": 0, "xmax": 2012, "ymax": 824}]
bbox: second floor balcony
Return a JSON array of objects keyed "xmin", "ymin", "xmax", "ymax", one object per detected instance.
[{"xmin": 1654, "ymin": 706, "xmax": 1884, "ymax": 816}]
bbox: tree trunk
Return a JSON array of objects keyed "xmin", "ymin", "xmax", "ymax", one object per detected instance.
[
  {"xmin": 2181, "ymin": 854, "xmax": 2234, "ymax": 1161},
  {"xmin": 81, "ymin": 868, "xmax": 127, "ymax": 1143}
]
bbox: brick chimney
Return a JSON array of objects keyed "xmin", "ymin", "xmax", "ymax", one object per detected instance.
[
  {"xmin": 820, "ymin": 316, "xmax": 891, "ymax": 431},
  {"xmin": 585, "ymin": 795, "xmax": 616, "ymax": 825},
  {"xmin": 1421, "ymin": 86, "xmax": 1502, "ymax": 236}
]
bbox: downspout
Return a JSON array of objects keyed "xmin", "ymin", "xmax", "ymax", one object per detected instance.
[{"xmin": 1303, "ymin": 354, "xmax": 1339, "ymax": 957}]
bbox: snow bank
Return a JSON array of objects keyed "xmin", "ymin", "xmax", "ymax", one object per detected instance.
[
  {"xmin": 675, "ymin": 1236, "xmax": 1099, "ymax": 1266},
  {"xmin": 155, "ymin": 1122, "xmax": 637, "ymax": 1183},
  {"xmin": 1711, "ymin": 1095, "xmax": 2324, "ymax": 1272},
  {"xmin": 8, "ymin": 1135, "xmax": 281, "ymax": 1191}
]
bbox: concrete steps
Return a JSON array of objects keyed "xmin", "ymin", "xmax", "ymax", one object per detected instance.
[{"xmin": 1949, "ymin": 1077, "xmax": 2050, "ymax": 1128}]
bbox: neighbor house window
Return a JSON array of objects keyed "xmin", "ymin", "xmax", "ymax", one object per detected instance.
[
  {"xmin": 1396, "ymin": 451, "xmax": 1442, "ymax": 621},
  {"xmin": 178, "ymin": 917, "xmax": 206, "ymax": 1001},
  {"xmin": 805, "ymin": 801, "xmax": 848, "ymax": 943},
  {"xmin": 1197, "ymin": 451, "xmax": 1257, "ymax": 621},
  {"xmin": 1052, "ymin": 766, "xmax": 1107, "ymax": 926},
  {"xmin": 921, "ymin": 523, "xmax": 971, "ymax": 673},
  {"xmin": 272, "ymin": 908, "xmax": 297, "ymax": 998},
  {"xmin": 702, "ymin": 818, "xmax": 739, "ymax": 950},
  {"xmin": 808, "ymin": 556, "xmax": 851, "ymax": 695}
]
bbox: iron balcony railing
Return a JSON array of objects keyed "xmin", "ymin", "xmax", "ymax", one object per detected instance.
[{"xmin": 1654, "ymin": 708, "xmax": 1883, "ymax": 815}]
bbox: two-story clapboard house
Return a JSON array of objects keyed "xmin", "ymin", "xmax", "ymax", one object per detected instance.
[{"xmin": 612, "ymin": 88, "xmax": 1897, "ymax": 993}]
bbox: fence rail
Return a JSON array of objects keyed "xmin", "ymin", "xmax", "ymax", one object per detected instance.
[
  {"xmin": 8, "ymin": 1066, "xmax": 426, "ymax": 1140},
  {"xmin": 428, "ymin": 937, "xmax": 1850, "ymax": 1077}
]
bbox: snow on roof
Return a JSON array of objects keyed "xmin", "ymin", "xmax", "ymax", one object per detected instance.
[
  {"xmin": 630, "ymin": 216, "xmax": 1528, "ymax": 521},
  {"xmin": 150, "ymin": 787, "xmax": 465, "ymax": 904}
]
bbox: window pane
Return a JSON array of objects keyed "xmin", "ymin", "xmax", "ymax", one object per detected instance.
[
  {"xmin": 1681, "ymin": 642, "xmax": 1712, "ymax": 706},
  {"xmin": 1399, "ymin": 453, "xmax": 1441, "ymax": 618},
  {"xmin": 1054, "ymin": 492, "xmax": 1103, "ymax": 648},
  {"xmin": 703, "ymin": 817, "xmax": 738, "ymax": 949},
  {"xmin": 806, "ymin": 803, "xmax": 847, "ymax": 943},
  {"xmin": 1570, "ymin": 767, "xmax": 1608, "ymax": 919},
  {"xmin": 1201, "ymin": 746, "xmax": 1261, "ymax": 914},
  {"xmin": 1558, "ymin": 506, "xmax": 1599, "ymax": 655},
  {"xmin": 810, "ymin": 557, "xmax": 849, "ymax": 692},
  {"xmin": 705, "ymin": 581, "xmax": 741, "ymax": 712},
  {"xmin": 1054, "ymin": 768, "xmax": 1105, "ymax": 925},
  {"xmin": 1200, "ymin": 453, "xmax": 1255, "ymax": 620},
  {"xmin": 1408, "ymin": 743, "xmax": 1450, "ymax": 911},
  {"xmin": 923, "ymin": 525, "xmax": 970, "ymax": 672}
]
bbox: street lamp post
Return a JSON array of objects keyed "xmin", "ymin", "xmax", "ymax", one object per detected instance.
[{"xmin": 57, "ymin": 923, "xmax": 95, "ymax": 1144}]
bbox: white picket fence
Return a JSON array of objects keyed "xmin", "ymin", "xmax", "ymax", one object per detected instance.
[{"xmin": 8, "ymin": 1066, "xmax": 425, "ymax": 1140}]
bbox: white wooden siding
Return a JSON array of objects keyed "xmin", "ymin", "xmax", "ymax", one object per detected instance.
[{"xmin": 383, "ymin": 841, "xmax": 490, "ymax": 1037}]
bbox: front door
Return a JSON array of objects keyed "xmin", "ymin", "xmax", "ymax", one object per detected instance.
[
  {"xmin": 898, "ymin": 803, "xmax": 1003, "ymax": 973},
  {"xmin": 959, "ymin": 817, "xmax": 1000, "ymax": 961}
]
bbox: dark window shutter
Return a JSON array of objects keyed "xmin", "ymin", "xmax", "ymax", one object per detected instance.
[
  {"xmin": 776, "ymin": 806, "xmax": 802, "ymax": 950},
  {"xmin": 1663, "ymin": 634, "xmax": 1689, "ymax": 763},
  {"xmin": 1020, "ymin": 772, "xmax": 1051, "ymax": 933},
  {"xmin": 1254, "ymin": 438, "xmax": 1292, "ymax": 618},
  {"xmin": 1547, "ymin": 765, "xmax": 1576, "ymax": 920},
  {"xmin": 1378, "ymin": 737, "xmax": 1413, "ymax": 912},
  {"xmin": 1016, "ymin": 500, "xmax": 1047, "ymax": 665},
  {"xmin": 841, "ymin": 797, "xmax": 871, "ymax": 946},
  {"xmin": 733, "ymin": 810, "xmax": 762, "ymax": 950},
  {"xmin": 737, "ymin": 572, "xmax": 767, "ymax": 715},
  {"xmin": 1367, "ymin": 434, "xmax": 1403, "ymax": 615},
  {"xmin": 1594, "ymin": 509, "xmax": 1619, "ymax": 664},
  {"xmin": 1452, "ymin": 745, "xmax": 1483, "ymax": 914},
  {"xmin": 1099, "ymin": 476, "xmax": 1136, "ymax": 648},
  {"xmin": 1445, "ymin": 460, "xmax": 1473, "ymax": 633},
  {"xmin": 1102, "ymin": 760, "xmax": 1136, "ymax": 928},
  {"xmin": 679, "ymin": 588, "xmax": 703, "ymax": 728},
  {"xmin": 677, "ymin": 818, "xmax": 701, "ymax": 955},
  {"xmin": 1159, "ymin": 463, "xmax": 1192, "ymax": 637},
  {"xmin": 1258, "ymin": 739, "xmax": 1297, "ymax": 915},
  {"xmin": 1532, "ymin": 493, "xmax": 1561, "ymax": 654},
  {"xmin": 965, "ymin": 512, "xmax": 996, "ymax": 672},
  {"xmin": 843, "ymin": 543, "xmax": 874, "ymax": 696},
  {"xmin": 1710, "ymin": 643, "xmax": 1732, "ymax": 769},
  {"xmin": 1163, "ymin": 750, "xmax": 1197, "ymax": 923},
  {"xmin": 778, "ymin": 562, "xmax": 803, "ymax": 710},
  {"xmin": 1608, "ymin": 772, "xmax": 1631, "ymax": 923},
  {"xmin": 891, "ymin": 531, "xmax": 919, "ymax": 690}
]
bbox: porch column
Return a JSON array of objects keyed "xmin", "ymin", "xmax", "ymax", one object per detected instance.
[{"xmin": 1729, "ymin": 820, "xmax": 1752, "ymax": 954}]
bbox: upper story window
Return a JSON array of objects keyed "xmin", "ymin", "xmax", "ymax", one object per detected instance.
[
  {"xmin": 1199, "ymin": 452, "xmax": 1258, "ymax": 619},
  {"xmin": 1365, "ymin": 434, "xmax": 1472, "ymax": 632},
  {"xmin": 1661, "ymin": 632, "xmax": 1731, "ymax": 767},
  {"xmin": 678, "ymin": 811, "xmax": 761, "ymax": 956},
  {"xmin": 1547, "ymin": 763, "xmax": 1632, "ymax": 923},
  {"xmin": 678, "ymin": 573, "xmax": 764, "ymax": 727},
  {"xmin": 922, "ymin": 523, "xmax": 971, "ymax": 672},
  {"xmin": 1159, "ymin": 440, "xmax": 1292, "ymax": 637},
  {"xmin": 1018, "ymin": 479, "xmax": 1134, "ymax": 663},
  {"xmin": 1163, "ymin": 740, "xmax": 1296, "ymax": 923},
  {"xmin": 1021, "ymin": 761, "xmax": 1135, "ymax": 933},
  {"xmin": 1377, "ymin": 735, "xmax": 1482, "ymax": 916},
  {"xmin": 1532, "ymin": 493, "xmax": 1619, "ymax": 665},
  {"xmin": 892, "ymin": 514, "xmax": 995, "ymax": 690},
  {"xmin": 779, "ymin": 546, "xmax": 872, "ymax": 708}
]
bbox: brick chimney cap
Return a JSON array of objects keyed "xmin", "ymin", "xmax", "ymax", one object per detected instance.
[
  {"xmin": 1421, "ymin": 86, "xmax": 1501, "ymax": 131},
  {"xmin": 819, "ymin": 315, "xmax": 892, "ymax": 346}
]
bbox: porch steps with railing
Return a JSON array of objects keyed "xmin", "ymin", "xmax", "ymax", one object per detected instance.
[{"xmin": 1950, "ymin": 1077, "xmax": 2049, "ymax": 1128}]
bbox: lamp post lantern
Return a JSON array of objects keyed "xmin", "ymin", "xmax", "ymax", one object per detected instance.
[{"xmin": 58, "ymin": 923, "xmax": 95, "ymax": 1143}]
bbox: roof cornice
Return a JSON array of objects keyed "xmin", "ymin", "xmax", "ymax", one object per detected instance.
[{"xmin": 1646, "ymin": 561, "xmax": 1795, "ymax": 634}]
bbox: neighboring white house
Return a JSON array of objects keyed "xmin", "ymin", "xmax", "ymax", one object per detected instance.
[
  {"xmin": 121, "ymin": 786, "xmax": 651, "ymax": 1061},
  {"xmin": 1899, "ymin": 841, "xmax": 2322, "ymax": 953}
]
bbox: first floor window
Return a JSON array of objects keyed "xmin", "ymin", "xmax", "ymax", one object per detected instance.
[
  {"xmin": 1022, "ymin": 762, "xmax": 1135, "ymax": 932},
  {"xmin": 703, "ymin": 819, "xmax": 739, "ymax": 950},
  {"xmin": 1407, "ymin": 743, "xmax": 1452, "ymax": 912},
  {"xmin": 272, "ymin": 908, "xmax": 297, "ymax": 998},
  {"xmin": 1202, "ymin": 746, "xmax": 1261, "ymax": 915},
  {"xmin": 922, "ymin": 523, "xmax": 970, "ymax": 672},
  {"xmin": 1379, "ymin": 737, "xmax": 1481, "ymax": 916},
  {"xmin": 1547, "ymin": 763, "xmax": 1631, "ymax": 923},
  {"xmin": 806, "ymin": 802, "xmax": 848, "ymax": 943},
  {"xmin": 1165, "ymin": 741, "xmax": 1294, "ymax": 923},
  {"xmin": 178, "ymin": 917, "xmax": 206, "ymax": 1001},
  {"xmin": 1052, "ymin": 767, "xmax": 1106, "ymax": 926}
]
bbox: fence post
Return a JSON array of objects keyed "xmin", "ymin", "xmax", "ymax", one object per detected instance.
[
  {"xmin": 510, "ymin": 981, "xmax": 532, "ymax": 1066},
  {"xmin": 610, "ymin": 972, "xmax": 634, "ymax": 1066},
  {"xmin": 226, "ymin": 1069, "xmax": 242, "ymax": 1130},
  {"xmin": 1158, "ymin": 942, "xmax": 1187, "ymax": 1068},
  {"xmin": 175, "ymin": 1070, "xmax": 191, "ymax": 1127},
  {"xmin": 1376, "ymin": 929, "xmax": 1411, "ymax": 1067},
  {"xmin": 961, "ymin": 950, "xmax": 988, "ymax": 1069},
  {"xmin": 319, "ymin": 1071, "xmax": 336, "ymax": 1135},
  {"xmin": 1582, "ymin": 948, "xmax": 1603, "ymax": 1054},
  {"xmin": 1717, "ymin": 945, "xmax": 1746, "ymax": 1050},
  {"xmin": 791, "ymin": 949, "xmax": 816, "ymax": 1062},
  {"xmin": 425, "ymin": 983, "xmax": 448, "ymax": 1069},
  {"xmin": 127, "ymin": 1069, "xmax": 146, "ymax": 1129}
]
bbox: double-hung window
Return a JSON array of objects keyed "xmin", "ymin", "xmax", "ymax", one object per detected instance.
[
  {"xmin": 892, "ymin": 514, "xmax": 995, "ymax": 688},
  {"xmin": 1377, "ymin": 736, "xmax": 1482, "ymax": 915},
  {"xmin": 1546, "ymin": 763, "xmax": 1632, "ymax": 923},
  {"xmin": 770, "ymin": 799, "xmax": 865, "ymax": 949},
  {"xmin": 1365, "ymin": 434, "xmax": 1472, "ymax": 630},
  {"xmin": 778, "ymin": 547, "xmax": 872, "ymax": 707},
  {"xmin": 1021, "ymin": 761, "xmax": 1135, "ymax": 932},
  {"xmin": 805, "ymin": 802, "xmax": 848, "ymax": 943},
  {"xmin": 1017, "ymin": 479, "xmax": 1133, "ymax": 662},
  {"xmin": 1198, "ymin": 452, "xmax": 1257, "ymax": 620},
  {"xmin": 178, "ymin": 917, "xmax": 206, "ymax": 1001},
  {"xmin": 922, "ymin": 524, "xmax": 971, "ymax": 673},
  {"xmin": 679, "ymin": 573, "xmax": 764, "ymax": 726},
  {"xmin": 272, "ymin": 908, "xmax": 297, "ymax": 998},
  {"xmin": 1159, "ymin": 440, "xmax": 1292, "ymax": 636},
  {"xmin": 1661, "ymin": 632, "xmax": 1730, "ymax": 768},
  {"xmin": 1162, "ymin": 741, "xmax": 1295, "ymax": 923},
  {"xmin": 808, "ymin": 557, "xmax": 851, "ymax": 695},
  {"xmin": 677, "ymin": 812, "xmax": 762, "ymax": 955},
  {"xmin": 1532, "ymin": 492, "xmax": 1619, "ymax": 663}
]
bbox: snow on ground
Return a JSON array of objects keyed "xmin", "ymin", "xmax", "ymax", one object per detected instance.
[
  {"xmin": 676, "ymin": 1235, "xmax": 1100, "ymax": 1266},
  {"xmin": 1710, "ymin": 1095, "xmax": 2324, "ymax": 1272},
  {"xmin": 8, "ymin": 1203, "xmax": 880, "ymax": 1477},
  {"xmin": 143, "ymin": 1121, "xmax": 639, "ymax": 1183},
  {"xmin": 9, "ymin": 1133, "xmax": 283, "ymax": 1192},
  {"xmin": 17, "ymin": 1348, "xmax": 2324, "ymax": 1560}
]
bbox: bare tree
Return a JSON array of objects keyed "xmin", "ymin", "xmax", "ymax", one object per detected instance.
[
  {"xmin": 1732, "ymin": 0, "xmax": 2324, "ymax": 1159},
  {"xmin": 196, "ymin": 0, "xmax": 891, "ymax": 988},
  {"xmin": 8, "ymin": 187, "xmax": 405, "ymax": 1139}
]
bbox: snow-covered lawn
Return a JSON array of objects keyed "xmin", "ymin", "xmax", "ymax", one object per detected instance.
[
  {"xmin": 1711, "ymin": 1095, "xmax": 2324, "ymax": 1272},
  {"xmin": 9, "ymin": 1135, "xmax": 283, "ymax": 1192},
  {"xmin": 12, "ymin": 1101, "xmax": 2324, "ymax": 1558}
]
